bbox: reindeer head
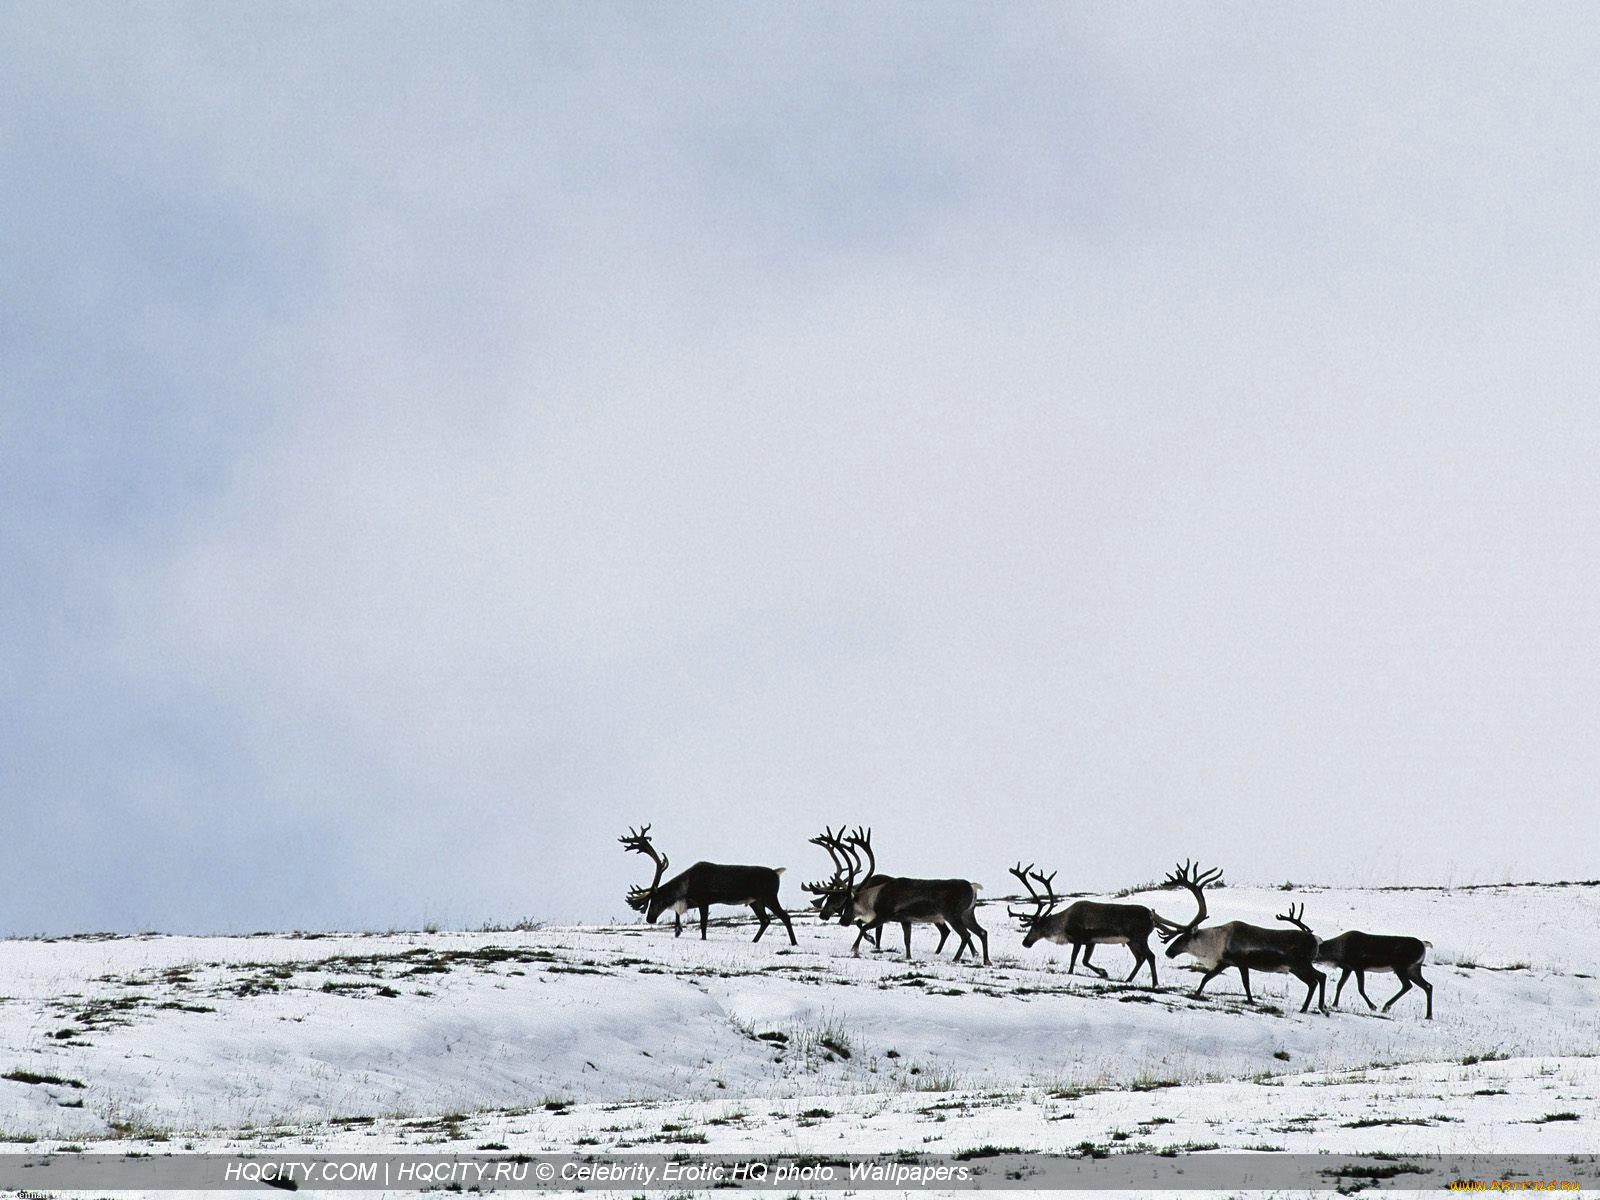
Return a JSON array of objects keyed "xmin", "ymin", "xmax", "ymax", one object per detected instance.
[
  {"xmin": 1007, "ymin": 862, "xmax": 1060, "ymax": 949},
  {"xmin": 1156, "ymin": 858, "xmax": 1224, "ymax": 958},
  {"xmin": 803, "ymin": 825, "xmax": 856, "ymax": 921},
  {"xmin": 618, "ymin": 824, "xmax": 672, "ymax": 924}
]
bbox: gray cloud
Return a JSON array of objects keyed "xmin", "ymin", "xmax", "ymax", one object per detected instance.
[{"xmin": 4, "ymin": 4, "xmax": 1598, "ymax": 933}]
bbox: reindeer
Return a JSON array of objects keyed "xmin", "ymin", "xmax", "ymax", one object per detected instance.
[
  {"xmin": 618, "ymin": 825, "xmax": 796, "ymax": 945},
  {"xmin": 803, "ymin": 826, "xmax": 954, "ymax": 956},
  {"xmin": 1315, "ymin": 931, "xmax": 1434, "ymax": 1019},
  {"xmin": 1007, "ymin": 863, "xmax": 1166, "ymax": 986},
  {"xmin": 1156, "ymin": 861, "xmax": 1326, "ymax": 1013},
  {"xmin": 840, "ymin": 830, "xmax": 989, "ymax": 966}
]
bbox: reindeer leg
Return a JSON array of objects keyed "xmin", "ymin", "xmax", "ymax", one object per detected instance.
[
  {"xmin": 1414, "ymin": 967, "xmax": 1433, "ymax": 1020},
  {"xmin": 1193, "ymin": 965, "xmax": 1225, "ymax": 998},
  {"xmin": 902, "ymin": 921, "xmax": 914, "ymax": 961},
  {"xmin": 1081, "ymin": 943, "xmax": 1109, "ymax": 979},
  {"xmin": 1132, "ymin": 938, "xmax": 1158, "ymax": 987},
  {"xmin": 750, "ymin": 903, "xmax": 770, "ymax": 943},
  {"xmin": 1294, "ymin": 965, "xmax": 1325, "ymax": 1013},
  {"xmin": 673, "ymin": 912, "xmax": 683, "ymax": 938},
  {"xmin": 969, "ymin": 914, "xmax": 989, "ymax": 966},
  {"xmin": 873, "ymin": 924, "xmax": 885, "ymax": 950},
  {"xmin": 1067, "ymin": 943, "xmax": 1081, "ymax": 975},
  {"xmin": 774, "ymin": 902, "xmax": 796, "ymax": 946},
  {"xmin": 1332, "ymin": 967, "xmax": 1351, "ymax": 1007},
  {"xmin": 1355, "ymin": 968, "xmax": 1376, "ymax": 1009},
  {"xmin": 699, "ymin": 906, "xmax": 710, "ymax": 940},
  {"xmin": 934, "ymin": 923, "xmax": 951, "ymax": 955},
  {"xmin": 1123, "ymin": 944, "xmax": 1146, "ymax": 984},
  {"xmin": 1382, "ymin": 972, "xmax": 1414, "ymax": 1013},
  {"xmin": 1237, "ymin": 964, "xmax": 1254, "ymax": 1002},
  {"xmin": 951, "ymin": 915, "xmax": 974, "ymax": 963}
]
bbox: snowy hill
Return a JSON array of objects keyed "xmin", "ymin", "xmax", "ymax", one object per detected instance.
[{"xmin": 2, "ymin": 882, "xmax": 1596, "ymax": 1154}]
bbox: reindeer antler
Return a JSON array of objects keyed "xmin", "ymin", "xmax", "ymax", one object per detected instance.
[
  {"xmin": 1007, "ymin": 862, "xmax": 1059, "ymax": 926},
  {"xmin": 619, "ymin": 824, "xmax": 669, "ymax": 911},
  {"xmin": 1275, "ymin": 902, "xmax": 1312, "ymax": 933},
  {"xmin": 618, "ymin": 824, "xmax": 664, "ymax": 862},
  {"xmin": 1163, "ymin": 858, "xmax": 1225, "ymax": 892},
  {"xmin": 845, "ymin": 826, "xmax": 876, "ymax": 881},
  {"xmin": 1155, "ymin": 859, "xmax": 1223, "ymax": 942},
  {"xmin": 802, "ymin": 824, "xmax": 856, "ymax": 900},
  {"xmin": 808, "ymin": 825, "xmax": 848, "ymax": 873}
]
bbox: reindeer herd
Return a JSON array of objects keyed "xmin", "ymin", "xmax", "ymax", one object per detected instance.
[{"xmin": 619, "ymin": 824, "xmax": 1436, "ymax": 1018}]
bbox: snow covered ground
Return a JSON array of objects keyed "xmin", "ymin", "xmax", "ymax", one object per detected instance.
[{"xmin": 1, "ymin": 881, "xmax": 1596, "ymax": 1158}]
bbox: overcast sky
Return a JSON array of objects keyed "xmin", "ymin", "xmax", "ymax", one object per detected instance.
[{"xmin": 4, "ymin": 5, "xmax": 1598, "ymax": 935}]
